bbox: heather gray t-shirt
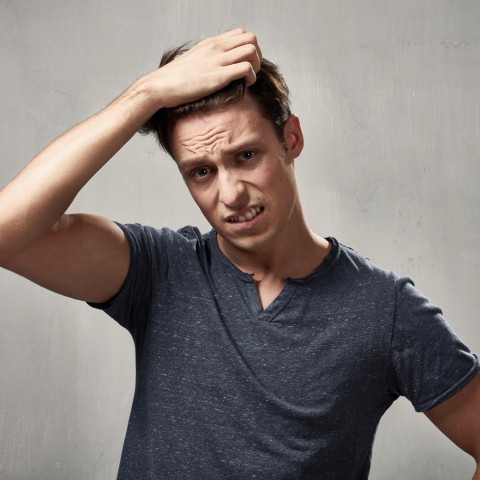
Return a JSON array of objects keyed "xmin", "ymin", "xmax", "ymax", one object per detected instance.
[{"xmin": 91, "ymin": 223, "xmax": 479, "ymax": 480}]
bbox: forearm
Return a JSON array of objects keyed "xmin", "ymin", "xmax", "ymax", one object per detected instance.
[
  {"xmin": 0, "ymin": 78, "xmax": 159, "ymax": 260},
  {"xmin": 0, "ymin": 28, "xmax": 261, "ymax": 263}
]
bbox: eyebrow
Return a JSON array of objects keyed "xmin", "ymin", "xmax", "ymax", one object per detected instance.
[
  {"xmin": 176, "ymin": 139, "xmax": 263, "ymax": 172},
  {"xmin": 177, "ymin": 158, "xmax": 209, "ymax": 174}
]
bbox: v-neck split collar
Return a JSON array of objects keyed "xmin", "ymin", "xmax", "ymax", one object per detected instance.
[{"xmin": 207, "ymin": 230, "xmax": 340, "ymax": 322}]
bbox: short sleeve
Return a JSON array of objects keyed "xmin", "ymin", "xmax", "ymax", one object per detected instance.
[
  {"xmin": 88, "ymin": 223, "xmax": 167, "ymax": 340},
  {"xmin": 387, "ymin": 276, "xmax": 479, "ymax": 412}
]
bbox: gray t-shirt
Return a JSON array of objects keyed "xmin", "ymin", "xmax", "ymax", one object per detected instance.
[{"xmin": 91, "ymin": 223, "xmax": 479, "ymax": 480}]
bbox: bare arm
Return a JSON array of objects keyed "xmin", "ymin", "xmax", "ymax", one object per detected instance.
[
  {"xmin": 0, "ymin": 28, "xmax": 261, "ymax": 303},
  {"xmin": 425, "ymin": 372, "xmax": 480, "ymax": 479}
]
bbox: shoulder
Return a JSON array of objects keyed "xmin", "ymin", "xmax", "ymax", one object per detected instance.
[
  {"xmin": 326, "ymin": 238, "xmax": 429, "ymax": 316},
  {"xmin": 330, "ymin": 237, "xmax": 399, "ymax": 286},
  {"xmin": 116, "ymin": 222, "xmax": 214, "ymax": 273}
]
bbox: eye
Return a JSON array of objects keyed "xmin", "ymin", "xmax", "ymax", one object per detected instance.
[
  {"xmin": 192, "ymin": 166, "xmax": 212, "ymax": 178},
  {"xmin": 239, "ymin": 151, "xmax": 256, "ymax": 161}
]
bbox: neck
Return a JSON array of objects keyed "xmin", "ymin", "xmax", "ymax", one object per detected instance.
[{"xmin": 217, "ymin": 205, "xmax": 331, "ymax": 281}]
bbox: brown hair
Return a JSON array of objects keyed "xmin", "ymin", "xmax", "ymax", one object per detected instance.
[{"xmin": 139, "ymin": 44, "xmax": 291, "ymax": 158}]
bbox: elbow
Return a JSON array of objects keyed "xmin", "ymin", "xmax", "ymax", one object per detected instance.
[
  {"xmin": 0, "ymin": 215, "xmax": 68, "ymax": 267},
  {"xmin": 0, "ymin": 221, "xmax": 24, "ymax": 267}
]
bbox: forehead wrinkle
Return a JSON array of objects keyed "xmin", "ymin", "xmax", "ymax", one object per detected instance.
[{"xmin": 180, "ymin": 124, "xmax": 232, "ymax": 155}]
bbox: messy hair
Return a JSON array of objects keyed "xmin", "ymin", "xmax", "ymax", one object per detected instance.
[{"xmin": 139, "ymin": 44, "xmax": 291, "ymax": 157}]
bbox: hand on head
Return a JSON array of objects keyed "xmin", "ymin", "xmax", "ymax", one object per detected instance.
[{"xmin": 144, "ymin": 28, "xmax": 262, "ymax": 109}]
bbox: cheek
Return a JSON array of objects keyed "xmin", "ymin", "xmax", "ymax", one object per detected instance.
[
  {"xmin": 188, "ymin": 187, "xmax": 217, "ymax": 215},
  {"xmin": 263, "ymin": 164, "xmax": 295, "ymax": 192}
]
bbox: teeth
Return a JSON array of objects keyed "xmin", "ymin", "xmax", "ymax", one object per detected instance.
[{"xmin": 229, "ymin": 207, "xmax": 262, "ymax": 223}]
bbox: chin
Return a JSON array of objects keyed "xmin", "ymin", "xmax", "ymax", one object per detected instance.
[{"xmin": 220, "ymin": 232, "xmax": 276, "ymax": 254}]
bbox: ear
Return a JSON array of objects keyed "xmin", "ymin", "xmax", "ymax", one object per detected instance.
[{"xmin": 283, "ymin": 114, "xmax": 304, "ymax": 160}]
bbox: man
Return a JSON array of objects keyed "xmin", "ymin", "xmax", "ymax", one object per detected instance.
[{"xmin": 0, "ymin": 28, "xmax": 479, "ymax": 479}]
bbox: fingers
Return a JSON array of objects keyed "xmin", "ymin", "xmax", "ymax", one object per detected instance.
[
  {"xmin": 196, "ymin": 28, "xmax": 262, "ymax": 74},
  {"xmin": 220, "ymin": 43, "xmax": 261, "ymax": 75},
  {"xmin": 153, "ymin": 28, "xmax": 262, "ymax": 108},
  {"xmin": 222, "ymin": 62, "xmax": 257, "ymax": 87},
  {"xmin": 219, "ymin": 30, "xmax": 262, "ymax": 69}
]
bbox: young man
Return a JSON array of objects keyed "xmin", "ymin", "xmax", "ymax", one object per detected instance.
[{"xmin": 0, "ymin": 29, "xmax": 479, "ymax": 479}]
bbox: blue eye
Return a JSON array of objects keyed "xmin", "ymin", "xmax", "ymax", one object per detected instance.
[{"xmin": 239, "ymin": 151, "xmax": 256, "ymax": 161}]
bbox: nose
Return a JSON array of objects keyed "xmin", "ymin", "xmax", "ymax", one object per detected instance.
[{"xmin": 217, "ymin": 170, "xmax": 248, "ymax": 209}]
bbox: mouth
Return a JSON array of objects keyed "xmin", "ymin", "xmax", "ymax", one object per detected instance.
[{"xmin": 227, "ymin": 206, "xmax": 263, "ymax": 223}]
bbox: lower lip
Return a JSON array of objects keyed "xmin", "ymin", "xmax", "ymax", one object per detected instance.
[{"xmin": 226, "ymin": 209, "xmax": 264, "ymax": 231}]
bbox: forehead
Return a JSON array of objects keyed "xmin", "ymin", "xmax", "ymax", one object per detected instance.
[{"xmin": 170, "ymin": 96, "xmax": 274, "ymax": 159}]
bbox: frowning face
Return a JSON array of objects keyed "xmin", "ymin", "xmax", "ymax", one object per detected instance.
[{"xmin": 171, "ymin": 94, "xmax": 304, "ymax": 258}]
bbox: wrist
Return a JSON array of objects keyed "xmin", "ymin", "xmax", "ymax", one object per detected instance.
[{"xmin": 115, "ymin": 75, "xmax": 165, "ymax": 122}]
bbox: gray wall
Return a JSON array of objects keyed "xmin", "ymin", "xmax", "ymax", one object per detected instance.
[{"xmin": 1, "ymin": 1, "xmax": 479, "ymax": 478}]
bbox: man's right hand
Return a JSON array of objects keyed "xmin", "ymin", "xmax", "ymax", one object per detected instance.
[
  {"xmin": 0, "ymin": 29, "xmax": 262, "ymax": 304},
  {"xmin": 140, "ymin": 28, "xmax": 262, "ymax": 109}
]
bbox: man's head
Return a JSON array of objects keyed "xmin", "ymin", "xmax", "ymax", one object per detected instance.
[
  {"xmin": 170, "ymin": 94, "xmax": 305, "ymax": 256},
  {"xmin": 140, "ymin": 44, "xmax": 292, "ymax": 158},
  {"xmin": 141, "ymin": 37, "xmax": 305, "ymax": 257}
]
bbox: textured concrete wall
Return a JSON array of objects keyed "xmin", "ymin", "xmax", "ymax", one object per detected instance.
[{"xmin": 0, "ymin": 1, "xmax": 479, "ymax": 478}]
